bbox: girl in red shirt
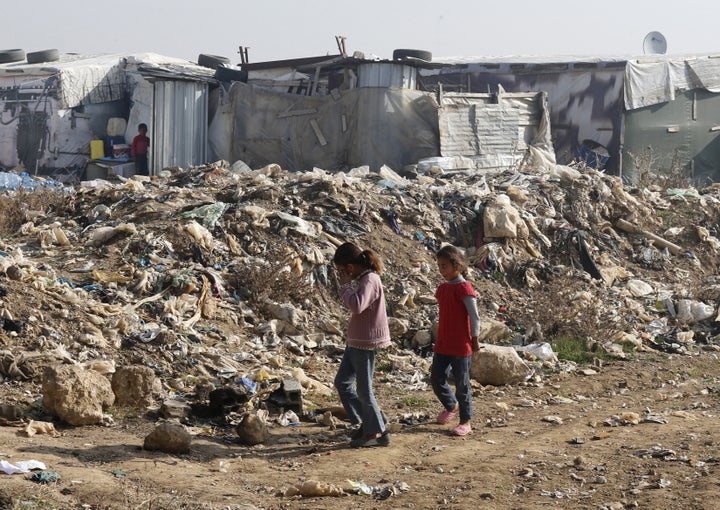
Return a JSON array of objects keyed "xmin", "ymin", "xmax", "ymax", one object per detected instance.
[{"xmin": 431, "ymin": 244, "xmax": 481, "ymax": 436}]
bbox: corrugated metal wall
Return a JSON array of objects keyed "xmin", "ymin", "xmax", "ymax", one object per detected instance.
[
  {"xmin": 357, "ymin": 63, "xmax": 416, "ymax": 89},
  {"xmin": 152, "ymin": 80, "xmax": 208, "ymax": 172},
  {"xmin": 438, "ymin": 91, "xmax": 553, "ymax": 169}
]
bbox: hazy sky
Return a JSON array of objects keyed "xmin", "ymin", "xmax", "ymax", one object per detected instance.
[{"xmin": 4, "ymin": 0, "xmax": 719, "ymax": 64}]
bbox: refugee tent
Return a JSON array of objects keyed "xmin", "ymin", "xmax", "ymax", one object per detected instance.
[
  {"xmin": 0, "ymin": 52, "xmax": 214, "ymax": 179},
  {"xmin": 422, "ymin": 53, "xmax": 720, "ymax": 183},
  {"xmin": 210, "ymin": 54, "xmax": 552, "ymax": 173}
]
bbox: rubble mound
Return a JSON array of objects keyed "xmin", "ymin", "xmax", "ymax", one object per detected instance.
[{"xmin": 0, "ymin": 161, "xmax": 718, "ymax": 408}]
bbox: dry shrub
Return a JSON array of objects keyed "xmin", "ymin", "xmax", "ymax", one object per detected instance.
[
  {"xmin": 629, "ymin": 146, "xmax": 693, "ymax": 189},
  {"xmin": 0, "ymin": 188, "xmax": 69, "ymax": 236},
  {"xmin": 524, "ymin": 275, "xmax": 622, "ymax": 342},
  {"xmin": 0, "ymin": 195, "xmax": 25, "ymax": 235}
]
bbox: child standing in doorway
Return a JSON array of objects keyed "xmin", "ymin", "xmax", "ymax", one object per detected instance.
[
  {"xmin": 431, "ymin": 244, "xmax": 481, "ymax": 436},
  {"xmin": 130, "ymin": 123, "xmax": 150, "ymax": 176},
  {"xmin": 332, "ymin": 242, "xmax": 391, "ymax": 448}
]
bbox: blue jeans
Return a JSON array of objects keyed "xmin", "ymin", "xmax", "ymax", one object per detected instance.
[
  {"xmin": 334, "ymin": 346, "xmax": 385, "ymax": 436},
  {"xmin": 430, "ymin": 353, "xmax": 473, "ymax": 422}
]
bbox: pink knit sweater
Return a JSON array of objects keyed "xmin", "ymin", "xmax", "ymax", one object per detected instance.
[{"xmin": 340, "ymin": 271, "xmax": 391, "ymax": 350}]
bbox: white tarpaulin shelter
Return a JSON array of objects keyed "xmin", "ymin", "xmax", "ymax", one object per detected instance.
[{"xmin": 0, "ymin": 52, "xmax": 213, "ymax": 177}]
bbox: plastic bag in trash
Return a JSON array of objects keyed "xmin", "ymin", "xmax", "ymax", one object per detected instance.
[
  {"xmin": 515, "ymin": 342, "xmax": 557, "ymax": 361},
  {"xmin": 676, "ymin": 299, "xmax": 714, "ymax": 323}
]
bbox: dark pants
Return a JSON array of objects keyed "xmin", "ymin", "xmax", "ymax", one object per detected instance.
[
  {"xmin": 430, "ymin": 353, "xmax": 473, "ymax": 421},
  {"xmin": 135, "ymin": 153, "xmax": 149, "ymax": 176}
]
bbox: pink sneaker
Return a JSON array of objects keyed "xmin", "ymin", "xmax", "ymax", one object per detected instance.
[
  {"xmin": 451, "ymin": 423, "xmax": 472, "ymax": 436},
  {"xmin": 436, "ymin": 408, "xmax": 459, "ymax": 424}
]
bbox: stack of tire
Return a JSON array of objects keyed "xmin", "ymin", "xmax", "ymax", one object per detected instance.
[
  {"xmin": 0, "ymin": 49, "xmax": 60, "ymax": 64},
  {"xmin": 198, "ymin": 53, "xmax": 247, "ymax": 84}
]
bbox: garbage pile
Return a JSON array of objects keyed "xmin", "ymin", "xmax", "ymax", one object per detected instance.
[{"xmin": 0, "ymin": 158, "xmax": 719, "ymax": 432}]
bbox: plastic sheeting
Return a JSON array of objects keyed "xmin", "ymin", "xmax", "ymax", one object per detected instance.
[
  {"xmin": 221, "ymin": 84, "xmax": 439, "ymax": 172},
  {"xmin": 211, "ymin": 82, "xmax": 553, "ymax": 173},
  {"xmin": 0, "ymin": 74, "xmax": 95, "ymax": 171},
  {"xmin": 432, "ymin": 54, "xmax": 720, "ymax": 113},
  {"xmin": 58, "ymin": 57, "xmax": 126, "ymax": 108},
  {"xmin": 624, "ymin": 56, "xmax": 720, "ymax": 110},
  {"xmin": 0, "ymin": 53, "xmax": 210, "ymax": 109}
]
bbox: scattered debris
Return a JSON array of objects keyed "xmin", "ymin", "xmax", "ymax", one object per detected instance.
[{"xmin": 284, "ymin": 480, "xmax": 346, "ymax": 498}]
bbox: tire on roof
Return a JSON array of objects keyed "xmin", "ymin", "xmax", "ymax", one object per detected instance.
[
  {"xmin": 27, "ymin": 49, "xmax": 60, "ymax": 64},
  {"xmin": 0, "ymin": 49, "xmax": 26, "ymax": 64},
  {"xmin": 214, "ymin": 66, "xmax": 248, "ymax": 83},
  {"xmin": 392, "ymin": 49, "xmax": 432, "ymax": 62},
  {"xmin": 197, "ymin": 54, "xmax": 231, "ymax": 70}
]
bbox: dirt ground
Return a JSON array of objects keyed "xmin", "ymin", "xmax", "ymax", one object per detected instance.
[
  {"xmin": 1, "ymin": 166, "xmax": 720, "ymax": 509},
  {"xmin": 1, "ymin": 350, "xmax": 719, "ymax": 510}
]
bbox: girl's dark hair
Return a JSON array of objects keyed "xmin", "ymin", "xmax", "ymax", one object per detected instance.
[
  {"xmin": 332, "ymin": 242, "xmax": 383, "ymax": 274},
  {"xmin": 436, "ymin": 244, "xmax": 468, "ymax": 276}
]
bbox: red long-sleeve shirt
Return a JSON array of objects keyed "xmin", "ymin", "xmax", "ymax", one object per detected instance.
[
  {"xmin": 131, "ymin": 134, "xmax": 150, "ymax": 157},
  {"xmin": 434, "ymin": 280, "xmax": 478, "ymax": 357}
]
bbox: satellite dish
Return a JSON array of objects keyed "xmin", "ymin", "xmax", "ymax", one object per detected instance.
[{"xmin": 643, "ymin": 31, "xmax": 668, "ymax": 54}]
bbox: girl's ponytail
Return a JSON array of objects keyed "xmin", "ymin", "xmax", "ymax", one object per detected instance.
[{"xmin": 362, "ymin": 249, "xmax": 383, "ymax": 274}]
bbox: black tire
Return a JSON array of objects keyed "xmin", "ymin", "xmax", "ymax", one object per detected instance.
[
  {"xmin": 392, "ymin": 49, "xmax": 432, "ymax": 62},
  {"xmin": 214, "ymin": 66, "xmax": 248, "ymax": 83},
  {"xmin": 198, "ymin": 54, "xmax": 230, "ymax": 70},
  {"xmin": 26, "ymin": 49, "xmax": 60, "ymax": 64},
  {"xmin": 0, "ymin": 49, "xmax": 25, "ymax": 64}
]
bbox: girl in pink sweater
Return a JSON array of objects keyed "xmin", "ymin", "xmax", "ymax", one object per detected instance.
[{"xmin": 332, "ymin": 242, "xmax": 391, "ymax": 448}]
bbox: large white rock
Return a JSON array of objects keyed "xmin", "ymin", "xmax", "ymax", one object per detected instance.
[
  {"xmin": 470, "ymin": 344, "xmax": 532, "ymax": 385},
  {"xmin": 111, "ymin": 365, "xmax": 160, "ymax": 408},
  {"xmin": 144, "ymin": 421, "xmax": 191, "ymax": 454},
  {"xmin": 42, "ymin": 364, "xmax": 114, "ymax": 426},
  {"xmin": 236, "ymin": 412, "xmax": 268, "ymax": 445}
]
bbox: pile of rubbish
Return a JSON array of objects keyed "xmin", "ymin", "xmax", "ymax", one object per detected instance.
[{"xmin": 1, "ymin": 157, "xmax": 720, "ymax": 435}]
